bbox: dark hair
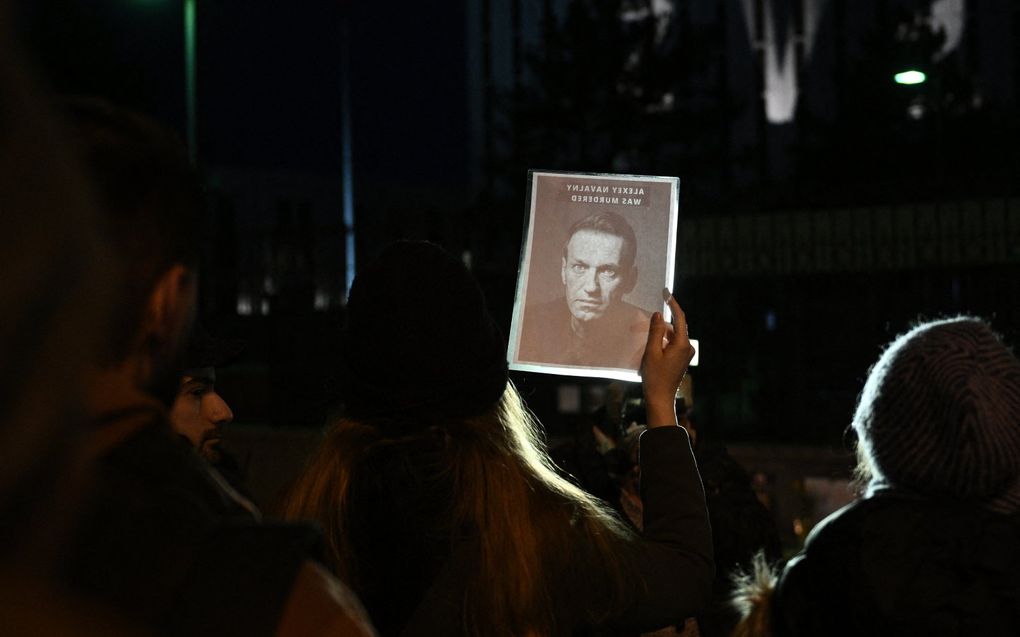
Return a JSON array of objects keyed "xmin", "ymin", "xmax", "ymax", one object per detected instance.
[
  {"xmin": 563, "ymin": 211, "xmax": 637, "ymax": 270},
  {"xmin": 63, "ymin": 97, "xmax": 203, "ymax": 362}
]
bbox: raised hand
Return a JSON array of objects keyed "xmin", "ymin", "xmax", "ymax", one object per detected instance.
[{"xmin": 640, "ymin": 289, "xmax": 696, "ymax": 428}]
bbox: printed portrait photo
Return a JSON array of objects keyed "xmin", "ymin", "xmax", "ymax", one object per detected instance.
[{"xmin": 508, "ymin": 171, "xmax": 679, "ymax": 382}]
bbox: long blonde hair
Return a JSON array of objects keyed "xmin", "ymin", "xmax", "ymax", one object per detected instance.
[{"xmin": 280, "ymin": 381, "xmax": 638, "ymax": 636}]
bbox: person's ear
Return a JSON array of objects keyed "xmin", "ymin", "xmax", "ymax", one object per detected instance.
[
  {"xmin": 561, "ymin": 256, "xmax": 568, "ymax": 287},
  {"xmin": 142, "ymin": 263, "xmax": 196, "ymax": 348}
]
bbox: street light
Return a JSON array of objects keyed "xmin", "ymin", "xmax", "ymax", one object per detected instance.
[
  {"xmin": 183, "ymin": 0, "xmax": 196, "ymax": 163},
  {"xmin": 894, "ymin": 69, "xmax": 927, "ymax": 85},
  {"xmin": 133, "ymin": 0, "xmax": 197, "ymax": 162}
]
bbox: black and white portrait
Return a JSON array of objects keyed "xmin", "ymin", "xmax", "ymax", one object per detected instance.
[{"xmin": 508, "ymin": 171, "xmax": 679, "ymax": 381}]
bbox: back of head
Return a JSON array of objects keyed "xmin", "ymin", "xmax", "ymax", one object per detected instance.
[
  {"xmin": 62, "ymin": 97, "xmax": 202, "ymax": 363},
  {"xmin": 852, "ymin": 317, "xmax": 1020, "ymax": 511},
  {"xmin": 342, "ymin": 240, "xmax": 508, "ymax": 422}
]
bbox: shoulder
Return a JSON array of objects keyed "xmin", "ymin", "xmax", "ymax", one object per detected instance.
[
  {"xmin": 615, "ymin": 301, "xmax": 651, "ymax": 359},
  {"xmin": 525, "ymin": 297, "xmax": 567, "ymax": 322},
  {"xmin": 771, "ymin": 498, "xmax": 889, "ymax": 631},
  {"xmin": 607, "ymin": 301, "xmax": 651, "ymax": 337},
  {"xmin": 620, "ymin": 300, "xmax": 651, "ymax": 321},
  {"xmin": 798, "ymin": 492, "xmax": 1001, "ymax": 553},
  {"xmin": 519, "ymin": 298, "xmax": 570, "ymax": 361},
  {"xmin": 780, "ymin": 496, "xmax": 906, "ymax": 579},
  {"xmin": 626, "ymin": 300, "xmax": 652, "ymax": 317},
  {"xmin": 67, "ymin": 413, "xmax": 312, "ymax": 635},
  {"xmin": 102, "ymin": 415, "xmax": 256, "ymax": 518},
  {"xmin": 775, "ymin": 495, "xmax": 1020, "ymax": 636}
]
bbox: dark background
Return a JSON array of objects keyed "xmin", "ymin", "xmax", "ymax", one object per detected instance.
[{"xmin": 16, "ymin": 0, "xmax": 1020, "ymax": 447}]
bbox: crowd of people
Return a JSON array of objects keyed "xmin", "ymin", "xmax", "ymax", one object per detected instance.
[{"xmin": 3, "ymin": 10, "xmax": 1020, "ymax": 636}]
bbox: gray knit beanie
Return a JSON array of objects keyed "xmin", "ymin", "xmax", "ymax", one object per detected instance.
[{"xmin": 852, "ymin": 317, "xmax": 1020, "ymax": 512}]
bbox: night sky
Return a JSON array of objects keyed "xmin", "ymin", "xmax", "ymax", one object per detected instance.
[{"xmin": 19, "ymin": 1, "xmax": 470, "ymax": 181}]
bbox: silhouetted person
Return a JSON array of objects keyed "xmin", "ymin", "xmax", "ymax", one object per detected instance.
[
  {"xmin": 682, "ymin": 413, "xmax": 782, "ymax": 637},
  {"xmin": 282, "ymin": 241, "xmax": 711, "ymax": 636},
  {"xmin": 733, "ymin": 317, "xmax": 1020, "ymax": 637},
  {"xmin": 169, "ymin": 326, "xmax": 255, "ymax": 504},
  {"xmin": 0, "ymin": 12, "xmax": 141, "ymax": 634},
  {"xmin": 557, "ymin": 381, "xmax": 781, "ymax": 637},
  {"xmin": 57, "ymin": 98, "xmax": 374, "ymax": 637},
  {"xmin": 170, "ymin": 327, "xmax": 240, "ymax": 464}
]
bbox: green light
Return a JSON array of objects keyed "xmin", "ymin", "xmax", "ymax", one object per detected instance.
[
  {"xmin": 895, "ymin": 70, "xmax": 926, "ymax": 85},
  {"xmin": 184, "ymin": 0, "xmax": 197, "ymax": 163}
]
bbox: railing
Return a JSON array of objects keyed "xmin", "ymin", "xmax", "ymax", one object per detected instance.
[{"xmin": 679, "ymin": 199, "xmax": 1020, "ymax": 277}]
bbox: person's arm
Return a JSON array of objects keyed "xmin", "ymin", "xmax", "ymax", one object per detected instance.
[
  {"xmin": 620, "ymin": 426, "xmax": 713, "ymax": 628},
  {"xmin": 642, "ymin": 292, "xmax": 693, "ymax": 430},
  {"xmin": 611, "ymin": 292, "xmax": 713, "ymax": 631}
]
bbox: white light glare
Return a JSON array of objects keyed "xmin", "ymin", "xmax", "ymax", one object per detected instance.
[
  {"xmin": 895, "ymin": 70, "xmax": 927, "ymax": 85},
  {"xmin": 236, "ymin": 295, "xmax": 253, "ymax": 316},
  {"xmin": 314, "ymin": 290, "xmax": 330, "ymax": 311}
]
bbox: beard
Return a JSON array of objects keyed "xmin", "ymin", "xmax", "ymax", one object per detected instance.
[{"xmin": 197, "ymin": 436, "xmax": 223, "ymax": 464}]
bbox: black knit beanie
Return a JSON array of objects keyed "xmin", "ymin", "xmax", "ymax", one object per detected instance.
[
  {"xmin": 341, "ymin": 240, "xmax": 509, "ymax": 422},
  {"xmin": 852, "ymin": 317, "xmax": 1020, "ymax": 511}
]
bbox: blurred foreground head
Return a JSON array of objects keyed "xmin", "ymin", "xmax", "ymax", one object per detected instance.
[
  {"xmin": 852, "ymin": 317, "xmax": 1020, "ymax": 512},
  {"xmin": 0, "ymin": 17, "xmax": 146, "ymax": 637},
  {"xmin": 0, "ymin": 15, "xmax": 113, "ymax": 566},
  {"xmin": 63, "ymin": 98, "xmax": 203, "ymax": 402}
]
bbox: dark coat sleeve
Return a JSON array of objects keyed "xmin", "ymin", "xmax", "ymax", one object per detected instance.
[{"xmin": 607, "ymin": 425, "xmax": 715, "ymax": 632}]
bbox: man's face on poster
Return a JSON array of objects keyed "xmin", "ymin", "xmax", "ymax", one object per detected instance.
[{"xmin": 561, "ymin": 229, "xmax": 633, "ymax": 323}]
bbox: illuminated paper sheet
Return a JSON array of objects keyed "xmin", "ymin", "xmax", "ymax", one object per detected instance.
[{"xmin": 508, "ymin": 170, "xmax": 680, "ymax": 382}]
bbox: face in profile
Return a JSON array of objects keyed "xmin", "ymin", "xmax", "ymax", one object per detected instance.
[
  {"xmin": 561, "ymin": 229, "xmax": 632, "ymax": 323},
  {"xmin": 169, "ymin": 367, "xmax": 234, "ymax": 463}
]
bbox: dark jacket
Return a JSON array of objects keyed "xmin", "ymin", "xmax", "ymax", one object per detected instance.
[
  {"xmin": 773, "ymin": 492, "xmax": 1020, "ymax": 637},
  {"xmin": 63, "ymin": 405, "xmax": 324, "ymax": 637},
  {"xmin": 695, "ymin": 440, "xmax": 782, "ymax": 637}
]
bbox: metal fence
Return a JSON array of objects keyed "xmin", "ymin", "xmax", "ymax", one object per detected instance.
[{"xmin": 679, "ymin": 198, "xmax": 1020, "ymax": 277}]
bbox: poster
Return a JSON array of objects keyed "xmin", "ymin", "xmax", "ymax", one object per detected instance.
[{"xmin": 508, "ymin": 170, "xmax": 680, "ymax": 382}]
